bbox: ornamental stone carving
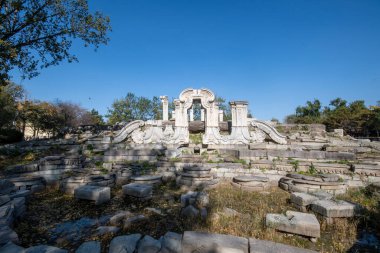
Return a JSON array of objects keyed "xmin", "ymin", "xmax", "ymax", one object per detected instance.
[{"xmin": 113, "ymin": 88, "xmax": 287, "ymax": 145}]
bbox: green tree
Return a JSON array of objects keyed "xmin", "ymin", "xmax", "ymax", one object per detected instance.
[
  {"xmin": 0, "ymin": 81, "xmax": 24, "ymax": 128},
  {"xmin": 367, "ymin": 102, "xmax": 380, "ymax": 137},
  {"xmin": 151, "ymin": 96, "xmax": 162, "ymax": 120},
  {"xmin": 294, "ymin": 99, "xmax": 322, "ymax": 123},
  {"xmin": 88, "ymin": 109, "xmax": 104, "ymax": 125},
  {"xmin": 106, "ymin": 93, "xmax": 137, "ymax": 124},
  {"xmin": 0, "ymin": 0, "xmax": 111, "ymax": 85}
]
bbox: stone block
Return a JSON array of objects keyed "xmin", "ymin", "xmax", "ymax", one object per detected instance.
[
  {"xmin": 0, "ymin": 180, "xmax": 15, "ymax": 195},
  {"xmin": 0, "ymin": 241, "xmax": 25, "ymax": 253},
  {"xmin": 74, "ymin": 185, "xmax": 110, "ymax": 205},
  {"xmin": 0, "ymin": 225, "xmax": 19, "ymax": 245},
  {"xmin": 0, "ymin": 204, "xmax": 14, "ymax": 226},
  {"xmin": 266, "ymin": 211, "xmax": 320, "ymax": 238},
  {"xmin": 137, "ymin": 235, "xmax": 161, "ymax": 253},
  {"xmin": 249, "ymin": 238, "xmax": 318, "ymax": 253},
  {"xmin": 24, "ymin": 245, "xmax": 67, "ymax": 253},
  {"xmin": 311, "ymin": 200, "xmax": 357, "ymax": 218},
  {"xmin": 75, "ymin": 241, "xmax": 100, "ymax": 253},
  {"xmin": 159, "ymin": 232, "xmax": 182, "ymax": 253},
  {"xmin": 182, "ymin": 231, "xmax": 249, "ymax": 253},
  {"xmin": 0, "ymin": 195, "xmax": 10, "ymax": 206},
  {"xmin": 122, "ymin": 183, "xmax": 152, "ymax": 198},
  {"xmin": 109, "ymin": 234, "xmax": 142, "ymax": 253},
  {"xmin": 11, "ymin": 197, "xmax": 25, "ymax": 218},
  {"xmin": 180, "ymin": 205, "xmax": 199, "ymax": 219},
  {"xmin": 290, "ymin": 193, "xmax": 319, "ymax": 207}
]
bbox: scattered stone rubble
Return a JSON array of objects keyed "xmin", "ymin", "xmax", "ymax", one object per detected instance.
[
  {"xmin": 1, "ymin": 106, "xmax": 379, "ymax": 253},
  {"xmin": 2, "ymin": 228, "xmax": 319, "ymax": 252},
  {"xmin": 0, "ymin": 179, "xmax": 29, "ymax": 246},
  {"xmin": 180, "ymin": 191, "xmax": 209, "ymax": 220},
  {"xmin": 289, "ymin": 191, "xmax": 359, "ymax": 224}
]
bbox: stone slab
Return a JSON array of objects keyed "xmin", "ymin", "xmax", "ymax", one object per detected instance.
[
  {"xmin": 0, "ymin": 195, "xmax": 10, "ymax": 206},
  {"xmin": 24, "ymin": 245, "xmax": 67, "ymax": 253},
  {"xmin": 233, "ymin": 176, "xmax": 269, "ymax": 183},
  {"xmin": 0, "ymin": 180, "xmax": 15, "ymax": 195},
  {"xmin": 74, "ymin": 185, "xmax": 110, "ymax": 205},
  {"xmin": 249, "ymin": 238, "xmax": 318, "ymax": 253},
  {"xmin": 0, "ymin": 241, "xmax": 25, "ymax": 253},
  {"xmin": 0, "ymin": 225, "xmax": 19, "ymax": 245},
  {"xmin": 311, "ymin": 200, "xmax": 357, "ymax": 218},
  {"xmin": 266, "ymin": 211, "xmax": 320, "ymax": 238},
  {"xmin": 122, "ymin": 183, "xmax": 152, "ymax": 198},
  {"xmin": 182, "ymin": 231, "xmax": 249, "ymax": 253}
]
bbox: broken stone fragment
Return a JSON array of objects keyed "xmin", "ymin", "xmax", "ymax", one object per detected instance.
[
  {"xmin": 159, "ymin": 231, "xmax": 182, "ymax": 253},
  {"xmin": 137, "ymin": 235, "xmax": 161, "ymax": 253},
  {"xmin": 181, "ymin": 205, "xmax": 200, "ymax": 219},
  {"xmin": 109, "ymin": 234, "xmax": 142, "ymax": 253},
  {"xmin": 266, "ymin": 211, "xmax": 320, "ymax": 239},
  {"xmin": 75, "ymin": 241, "xmax": 101, "ymax": 253},
  {"xmin": 182, "ymin": 231, "xmax": 248, "ymax": 253}
]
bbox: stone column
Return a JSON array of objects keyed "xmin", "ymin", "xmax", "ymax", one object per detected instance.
[
  {"xmin": 171, "ymin": 111, "xmax": 176, "ymax": 120},
  {"xmin": 189, "ymin": 109, "xmax": 194, "ymax": 121},
  {"xmin": 229, "ymin": 101, "xmax": 251, "ymax": 144},
  {"xmin": 201, "ymin": 109, "xmax": 205, "ymax": 121},
  {"xmin": 218, "ymin": 110, "xmax": 224, "ymax": 122},
  {"xmin": 160, "ymin": 96, "xmax": 169, "ymax": 121}
]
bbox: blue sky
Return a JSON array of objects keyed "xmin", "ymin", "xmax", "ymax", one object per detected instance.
[{"xmin": 13, "ymin": 0, "xmax": 380, "ymax": 121}]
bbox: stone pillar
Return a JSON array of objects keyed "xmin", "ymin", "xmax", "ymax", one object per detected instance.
[
  {"xmin": 229, "ymin": 101, "xmax": 251, "ymax": 144},
  {"xmin": 218, "ymin": 110, "xmax": 224, "ymax": 122},
  {"xmin": 189, "ymin": 109, "xmax": 194, "ymax": 121},
  {"xmin": 171, "ymin": 111, "xmax": 176, "ymax": 120},
  {"xmin": 201, "ymin": 109, "xmax": 205, "ymax": 121},
  {"xmin": 160, "ymin": 96, "xmax": 169, "ymax": 121}
]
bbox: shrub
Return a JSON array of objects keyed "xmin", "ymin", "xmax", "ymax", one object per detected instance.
[{"xmin": 0, "ymin": 129, "xmax": 23, "ymax": 144}]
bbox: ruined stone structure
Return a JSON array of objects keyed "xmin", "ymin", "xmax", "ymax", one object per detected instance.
[
  {"xmin": 112, "ymin": 88, "xmax": 286, "ymax": 145},
  {"xmin": 1, "ymin": 88, "xmax": 380, "ymax": 253}
]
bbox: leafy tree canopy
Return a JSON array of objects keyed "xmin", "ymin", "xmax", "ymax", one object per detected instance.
[
  {"xmin": 0, "ymin": 0, "xmax": 111, "ymax": 85},
  {"xmin": 286, "ymin": 98, "xmax": 380, "ymax": 137},
  {"xmin": 106, "ymin": 93, "xmax": 162, "ymax": 124}
]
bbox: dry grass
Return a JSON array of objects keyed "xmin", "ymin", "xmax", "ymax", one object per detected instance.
[
  {"xmin": 198, "ymin": 183, "xmax": 377, "ymax": 253},
  {"xmin": 14, "ymin": 183, "xmax": 379, "ymax": 253}
]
